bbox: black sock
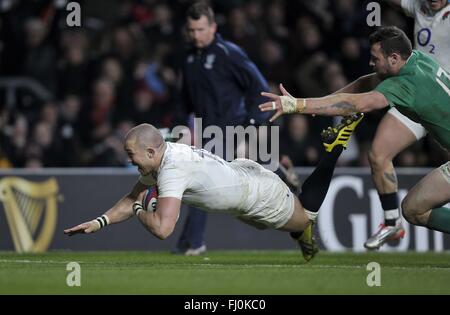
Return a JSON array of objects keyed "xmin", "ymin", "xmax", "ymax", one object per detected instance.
[
  {"xmin": 299, "ymin": 146, "xmax": 343, "ymax": 212},
  {"xmin": 379, "ymin": 192, "xmax": 399, "ymax": 226}
]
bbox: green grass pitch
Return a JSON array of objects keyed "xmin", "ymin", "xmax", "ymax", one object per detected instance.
[{"xmin": 1, "ymin": 251, "xmax": 449, "ymax": 294}]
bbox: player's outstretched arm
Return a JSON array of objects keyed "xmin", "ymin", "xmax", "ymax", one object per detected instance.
[
  {"xmin": 259, "ymin": 84, "xmax": 389, "ymax": 120},
  {"xmin": 103, "ymin": 181, "xmax": 148, "ymax": 223},
  {"xmin": 64, "ymin": 181, "xmax": 148, "ymax": 236}
]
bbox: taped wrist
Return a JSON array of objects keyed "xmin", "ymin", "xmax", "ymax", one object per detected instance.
[
  {"xmin": 280, "ymin": 95, "xmax": 298, "ymax": 113},
  {"xmin": 95, "ymin": 215, "xmax": 110, "ymax": 229},
  {"xmin": 133, "ymin": 202, "xmax": 144, "ymax": 216}
]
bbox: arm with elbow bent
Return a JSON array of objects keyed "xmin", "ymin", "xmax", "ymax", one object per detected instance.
[
  {"xmin": 136, "ymin": 196, "xmax": 181, "ymax": 240},
  {"xmin": 64, "ymin": 181, "xmax": 148, "ymax": 236}
]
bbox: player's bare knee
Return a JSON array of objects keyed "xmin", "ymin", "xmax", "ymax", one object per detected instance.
[{"xmin": 368, "ymin": 148, "xmax": 389, "ymax": 171}]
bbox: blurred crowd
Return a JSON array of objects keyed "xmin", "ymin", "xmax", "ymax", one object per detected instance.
[{"xmin": 0, "ymin": 0, "xmax": 447, "ymax": 169}]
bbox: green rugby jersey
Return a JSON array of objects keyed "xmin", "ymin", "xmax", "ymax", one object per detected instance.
[{"xmin": 375, "ymin": 50, "xmax": 450, "ymax": 150}]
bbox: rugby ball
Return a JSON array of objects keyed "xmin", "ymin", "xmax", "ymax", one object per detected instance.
[{"xmin": 142, "ymin": 186, "xmax": 158, "ymax": 212}]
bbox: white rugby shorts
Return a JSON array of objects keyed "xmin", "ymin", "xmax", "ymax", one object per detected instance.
[
  {"xmin": 231, "ymin": 159, "xmax": 295, "ymax": 229},
  {"xmin": 387, "ymin": 107, "xmax": 426, "ymax": 140}
]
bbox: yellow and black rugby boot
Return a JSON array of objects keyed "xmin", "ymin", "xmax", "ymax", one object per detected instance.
[{"xmin": 321, "ymin": 113, "xmax": 364, "ymax": 152}]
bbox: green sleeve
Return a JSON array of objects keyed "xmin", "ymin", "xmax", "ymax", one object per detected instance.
[{"xmin": 374, "ymin": 77, "xmax": 416, "ymax": 110}]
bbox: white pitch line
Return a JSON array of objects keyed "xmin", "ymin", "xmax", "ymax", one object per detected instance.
[
  {"xmin": 192, "ymin": 264, "xmax": 450, "ymax": 271},
  {"xmin": 0, "ymin": 259, "xmax": 76, "ymax": 264},
  {"xmin": 1, "ymin": 260, "xmax": 449, "ymax": 271}
]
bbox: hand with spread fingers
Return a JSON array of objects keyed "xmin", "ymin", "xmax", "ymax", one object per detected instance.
[
  {"xmin": 64, "ymin": 220, "xmax": 101, "ymax": 236},
  {"xmin": 259, "ymin": 83, "xmax": 298, "ymax": 122}
]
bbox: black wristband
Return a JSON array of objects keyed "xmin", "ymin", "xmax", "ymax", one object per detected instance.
[
  {"xmin": 96, "ymin": 215, "xmax": 109, "ymax": 228},
  {"xmin": 133, "ymin": 202, "xmax": 144, "ymax": 215}
]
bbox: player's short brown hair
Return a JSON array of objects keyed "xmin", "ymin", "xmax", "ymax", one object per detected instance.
[
  {"xmin": 369, "ymin": 26, "xmax": 412, "ymax": 60},
  {"xmin": 186, "ymin": 1, "xmax": 215, "ymax": 24}
]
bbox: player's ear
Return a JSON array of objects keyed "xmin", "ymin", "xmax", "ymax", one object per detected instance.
[
  {"xmin": 146, "ymin": 147, "xmax": 155, "ymax": 159},
  {"xmin": 389, "ymin": 53, "xmax": 400, "ymax": 65}
]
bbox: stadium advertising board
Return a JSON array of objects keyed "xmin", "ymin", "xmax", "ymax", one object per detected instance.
[{"xmin": 0, "ymin": 168, "xmax": 448, "ymax": 252}]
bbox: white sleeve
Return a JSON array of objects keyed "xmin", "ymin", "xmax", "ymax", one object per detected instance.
[
  {"xmin": 157, "ymin": 164, "xmax": 190, "ymax": 200},
  {"xmin": 401, "ymin": 0, "xmax": 417, "ymax": 17},
  {"xmin": 139, "ymin": 174, "xmax": 156, "ymax": 186}
]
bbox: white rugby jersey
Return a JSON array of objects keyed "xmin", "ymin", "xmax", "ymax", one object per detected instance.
[
  {"xmin": 139, "ymin": 142, "xmax": 253, "ymax": 213},
  {"xmin": 401, "ymin": 0, "xmax": 450, "ymax": 72}
]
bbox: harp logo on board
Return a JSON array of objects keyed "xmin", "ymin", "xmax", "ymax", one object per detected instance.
[{"xmin": 0, "ymin": 177, "xmax": 60, "ymax": 253}]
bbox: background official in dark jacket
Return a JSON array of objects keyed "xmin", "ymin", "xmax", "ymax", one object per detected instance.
[{"xmin": 175, "ymin": 2, "xmax": 270, "ymax": 255}]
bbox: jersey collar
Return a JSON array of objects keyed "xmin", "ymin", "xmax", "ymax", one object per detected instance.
[{"xmin": 399, "ymin": 51, "xmax": 418, "ymax": 75}]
